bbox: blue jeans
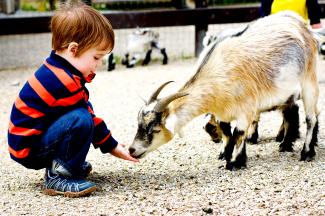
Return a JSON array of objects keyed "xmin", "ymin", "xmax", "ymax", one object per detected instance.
[{"xmin": 27, "ymin": 108, "xmax": 94, "ymax": 176}]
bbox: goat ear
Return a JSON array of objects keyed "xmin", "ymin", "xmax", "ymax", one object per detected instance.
[
  {"xmin": 164, "ymin": 111, "xmax": 176, "ymax": 134},
  {"xmin": 164, "ymin": 112, "xmax": 184, "ymax": 137}
]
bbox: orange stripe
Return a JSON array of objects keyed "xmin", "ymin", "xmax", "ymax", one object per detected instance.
[
  {"xmin": 28, "ymin": 74, "xmax": 84, "ymax": 107},
  {"xmin": 87, "ymin": 106, "xmax": 94, "ymax": 115},
  {"xmin": 72, "ymin": 74, "xmax": 83, "ymax": 89},
  {"xmin": 96, "ymin": 133, "xmax": 111, "ymax": 145},
  {"xmin": 93, "ymin": 117, "xmax": 102, "ymax": 126},
  {"xmin": 28, "ymin": 75, "xmax": 56, "ymax": 106},
  {"xmin": 8, "ymin": 146, "xmax": 30, "ymax": 159},
  {"xmin": 15, "ymin": 97, "xmax": 45, "ymax": 118},
  {"xmin": 44, "ymin": 62, "xmax": 79, "ymax": 93},
  {"xmin": 9, "ymin": 121, "xmax": 42, "ymax": 136},
  {"xmin": 54, "ymin": 93, "xmax": 84, "ymax": 107}
]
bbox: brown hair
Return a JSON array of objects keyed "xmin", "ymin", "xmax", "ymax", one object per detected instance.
[{"xmin": 51, "ymin": 1, "xmax": 114, "ymax": 56}]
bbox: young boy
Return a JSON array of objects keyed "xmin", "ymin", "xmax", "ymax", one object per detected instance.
[
  {"xmin": 260, "ymin": 0, "xmax": 322, "ymax": 29},
  {"xmin": 7, "ymin": 2, "xmax": 138, "ymax": 198}
]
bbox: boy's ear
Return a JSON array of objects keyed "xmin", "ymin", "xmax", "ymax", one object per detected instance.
[{"xmin": 67, "ymin": 42, "xmax": 79, "ymax": 57}]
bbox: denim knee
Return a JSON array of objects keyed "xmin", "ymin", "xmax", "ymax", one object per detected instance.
[{"xmin": 68, "ymin": 108, "xmax": 94, "ymax": 136}]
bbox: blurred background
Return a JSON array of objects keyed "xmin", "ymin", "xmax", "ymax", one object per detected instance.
[{"xmin": 0, "ymin": 0, "xmax": 324, "ymax": 70}]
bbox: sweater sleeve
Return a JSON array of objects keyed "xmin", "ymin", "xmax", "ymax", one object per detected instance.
[
  {"xmin": 307, "ymin": 0, "xmax": 321, "ymax": 25},
  {"xmin": 87, "ymin": 101, "xmax": 118, "ymax": 153},
  {"xmin": 260, "ymin": 0, "xmax": 273, "ymax": 17}
]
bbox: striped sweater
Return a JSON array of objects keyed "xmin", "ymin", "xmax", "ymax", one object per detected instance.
[{"xmin": 8, "ymin": 51, "xmax": 118, "ymax": 164}]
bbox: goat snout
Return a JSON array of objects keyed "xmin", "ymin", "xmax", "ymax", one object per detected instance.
[{"xmin": 128, "ymin": 147, "xmax": 136, "ymax": 155}]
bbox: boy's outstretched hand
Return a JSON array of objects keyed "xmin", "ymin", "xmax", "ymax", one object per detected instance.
[{"xmin": 110, "ymin": 143, "xmax": 139, "ymax": 162}]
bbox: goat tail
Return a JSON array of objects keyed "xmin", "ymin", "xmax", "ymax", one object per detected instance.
[{"xmin": 310, "ymin": 28, "xmax": 325, "ymax": 51}]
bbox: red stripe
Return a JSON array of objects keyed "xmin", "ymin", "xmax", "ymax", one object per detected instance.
[
  {"xmin": 28, "ymin": 75, "xmax": 56, "ymax": 106},
  {"xmin": 8, "ymin": 146, "xmax": 30, "ymax": 159},
  {"xmin": 15, "ymin": 96, "xmax": 45, "ymax": 118},
  {"xmin": 93, "ymin": 117, "xmax": 102, "ymax": 126},
  {"xmin": 96, "ymin": 133, "xmax": 111, "ymax": 145},
  {"xmin": 44, "ymin": 62, "xmax": 80, "ymax": 93},
  {"xmin": 54, "ymin": 93, "xmax": 84, "ymax": 107},
  {"xmin": 9, "ymin": 121, "xmax": 42, "ymax": 136},
  {"xmin": 87, "ymin": 105, "xmax": 94, "ymax": 115},
  {"xmin": 72, "ymin": 74, "xmax": 83, "ymax": 89},
  {"xmin": 28, "ymin": 74, "xmax": 84, "ymax": 107}
]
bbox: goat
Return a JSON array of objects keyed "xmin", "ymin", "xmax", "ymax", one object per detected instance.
[
  {"xmin": 121, "ymin": 28, "xmax": 168, "ymax": 68},
  {"xmin": 129, "ymin": 11, "xmax": 320, "ymax": 170},
  {"xmin": 106, "ymin": 28, "xmax": 168, "ymax": 71},
  {"xmin": 201, "ymin": 25, "xmax": 300, "ymax": 146}
]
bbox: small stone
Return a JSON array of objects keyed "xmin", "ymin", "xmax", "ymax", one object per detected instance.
[{"xmin": 202, "ymin": 207, "xmax": 213, "ymax": 214}]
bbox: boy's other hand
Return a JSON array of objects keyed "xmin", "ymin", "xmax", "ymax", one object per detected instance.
[
  {"xmin": 110, "ymin": 143, "xmax": 139, "ymax": 162},
  {"xmin": 311, "ymin": 23, "xmax": 322, "ymax": 29}
]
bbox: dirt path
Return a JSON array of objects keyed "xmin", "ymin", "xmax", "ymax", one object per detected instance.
[{"xmin": 0, "ymin": 59, "xmax": 324, "ymax": 215}]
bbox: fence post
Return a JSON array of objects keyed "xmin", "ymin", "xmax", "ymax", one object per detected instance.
[
  {"xmin": 173, "ymin": 0, "xmax": 188, "ymax": 9},
  {"xmin": 194, "ymin": 0, "xmax": 208, "ymax": 57}
]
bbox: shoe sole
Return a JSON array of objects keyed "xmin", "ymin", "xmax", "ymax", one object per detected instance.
[{"xmin": 44, "ymin": 186, "xmax": 96, "ymax": 198}]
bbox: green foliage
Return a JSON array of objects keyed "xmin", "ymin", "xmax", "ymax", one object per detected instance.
[{"xmin": 21, "ymin": 0, "xmax": 53, "ymax": 11}]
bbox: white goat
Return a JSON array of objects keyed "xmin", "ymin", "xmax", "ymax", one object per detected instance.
[
  {"xmin": 129, "ymin": 11, "xmax": 320, "ymax": 170},
  {"xmin": 202, "ymin": 25, "xmax": 300, "ymax": 146},
  {"xmin": 121, "ymin": 28, "xmax": 168, "ymax": 68}
]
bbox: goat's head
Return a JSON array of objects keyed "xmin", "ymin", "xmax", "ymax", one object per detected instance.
[
  {"xmin": 129, "ymin": 81, "xmax": 187, "ymax": 158},
  {"xmin": 202, "ymin": 24, "xmax": 249, "ymax": 48}
]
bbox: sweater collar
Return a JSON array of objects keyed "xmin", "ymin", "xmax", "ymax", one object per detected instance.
[{"xmin": 46, "ymin": 50, "xmax": 86, "ymax": 83}]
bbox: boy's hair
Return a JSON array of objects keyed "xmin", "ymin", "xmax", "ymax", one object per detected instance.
[{"xmin": 51, "ymin": 1, "xmax": 114, "ymax": 56}]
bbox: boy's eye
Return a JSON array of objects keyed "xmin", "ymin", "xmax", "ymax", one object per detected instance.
[{"xmin": 94, "ymin": 57, "xmax": 99, "ymax": 60}]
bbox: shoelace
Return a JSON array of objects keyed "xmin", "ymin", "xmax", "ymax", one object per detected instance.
[{"xmin": 46, "ymin": 174, "xmax": 80, "ymax": 192}]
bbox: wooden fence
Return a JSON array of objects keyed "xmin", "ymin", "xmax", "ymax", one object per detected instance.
[{"xmin": 1, "ymin": 1, "xmax": 325, "ymax": 55}]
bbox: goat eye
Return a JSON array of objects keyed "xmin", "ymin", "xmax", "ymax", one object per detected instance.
[{"xmin": 152, "ymin": 129, "xmax": 161, "ymax": 133}]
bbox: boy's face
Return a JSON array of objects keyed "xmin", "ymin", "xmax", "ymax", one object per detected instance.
[{"xmin": 68, "ymin": 44, "xmax": 109, "ymax": 82}]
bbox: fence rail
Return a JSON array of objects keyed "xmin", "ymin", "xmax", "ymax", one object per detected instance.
[
  {"xmin": 0, "ymin": 5, "xmax": 260, "ymax": 34},
  {"xmin": 1, "ymin": 3, "xmax": 325, "ymax": 55}
]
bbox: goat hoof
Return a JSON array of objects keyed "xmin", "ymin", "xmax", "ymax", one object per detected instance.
[
  {"xmin": 108, "ymin": 65, "xmax": 115, "ymax": 71},
  {"xmin": 212, "ymin": 138, "xmax": 222, "ymax": 143},
  {"xmin": 246, "ymin": 137, "xmax": 258, "ymax": 145},
  {"xmin": 279, "ymin": 143, "xmax": 293, "ymax": 152},
  {"xmin": 225, "ymin": 161, "xmax": 246, "ymax": 171},
  {"xmin": 218, "ymin": 152, "xmax": 225, "ymax": 160},
  {"xmin": 300, "ymin": 150, "xmax": 315, "ymax": 161},
  {"xmin": 276, "ymin": 131, "xmax": 284, "ymax": 142}
]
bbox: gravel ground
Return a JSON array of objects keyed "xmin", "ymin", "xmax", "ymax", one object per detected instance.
[{"xmin": 0, "ymin": 59, "xmax": 324, "ymax": 215}]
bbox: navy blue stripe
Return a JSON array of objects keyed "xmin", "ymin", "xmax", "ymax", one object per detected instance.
[
  {"xmin": 10, "ymin": 105, "xmax": 48, "ymax": 130},
  {"xmin": 93, "ymin": 121, "xmax": 110, "ymax": 144},
  {"xmin": 8, "ymin": 133, "xmax": 41, "ymax": 149},
  {"xmin": 35, "ymin": 65, "xmax": 78, "ymax": 100},
  {"xmin": 19, "ymin": 82, "xmax": 53, "ymax": 112}
]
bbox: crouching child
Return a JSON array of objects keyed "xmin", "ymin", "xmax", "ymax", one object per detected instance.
[{"xmin": 7, "ymin": 2, "xmax": 138, "ymax": 198}]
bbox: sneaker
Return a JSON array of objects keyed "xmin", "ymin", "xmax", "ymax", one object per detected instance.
[
  {"xmin": 82, "ymin": 161, "xmax": 92, "ymax": 177},
  {"xmin": 51, "ymin": 160, "xmax": 92, "ymax": 178},
  {"xmin": 44, "ymin": 169, "xmax": 96, "ymax": 198}
]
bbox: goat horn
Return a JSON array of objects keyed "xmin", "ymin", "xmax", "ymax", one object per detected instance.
[
  {"xmin": 148, "ymin": 81, "xmax": 174, "ymax": 104},
  {"xmin": 154, "ymin": 92, "xmax": 189, "ymax": 113}
]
